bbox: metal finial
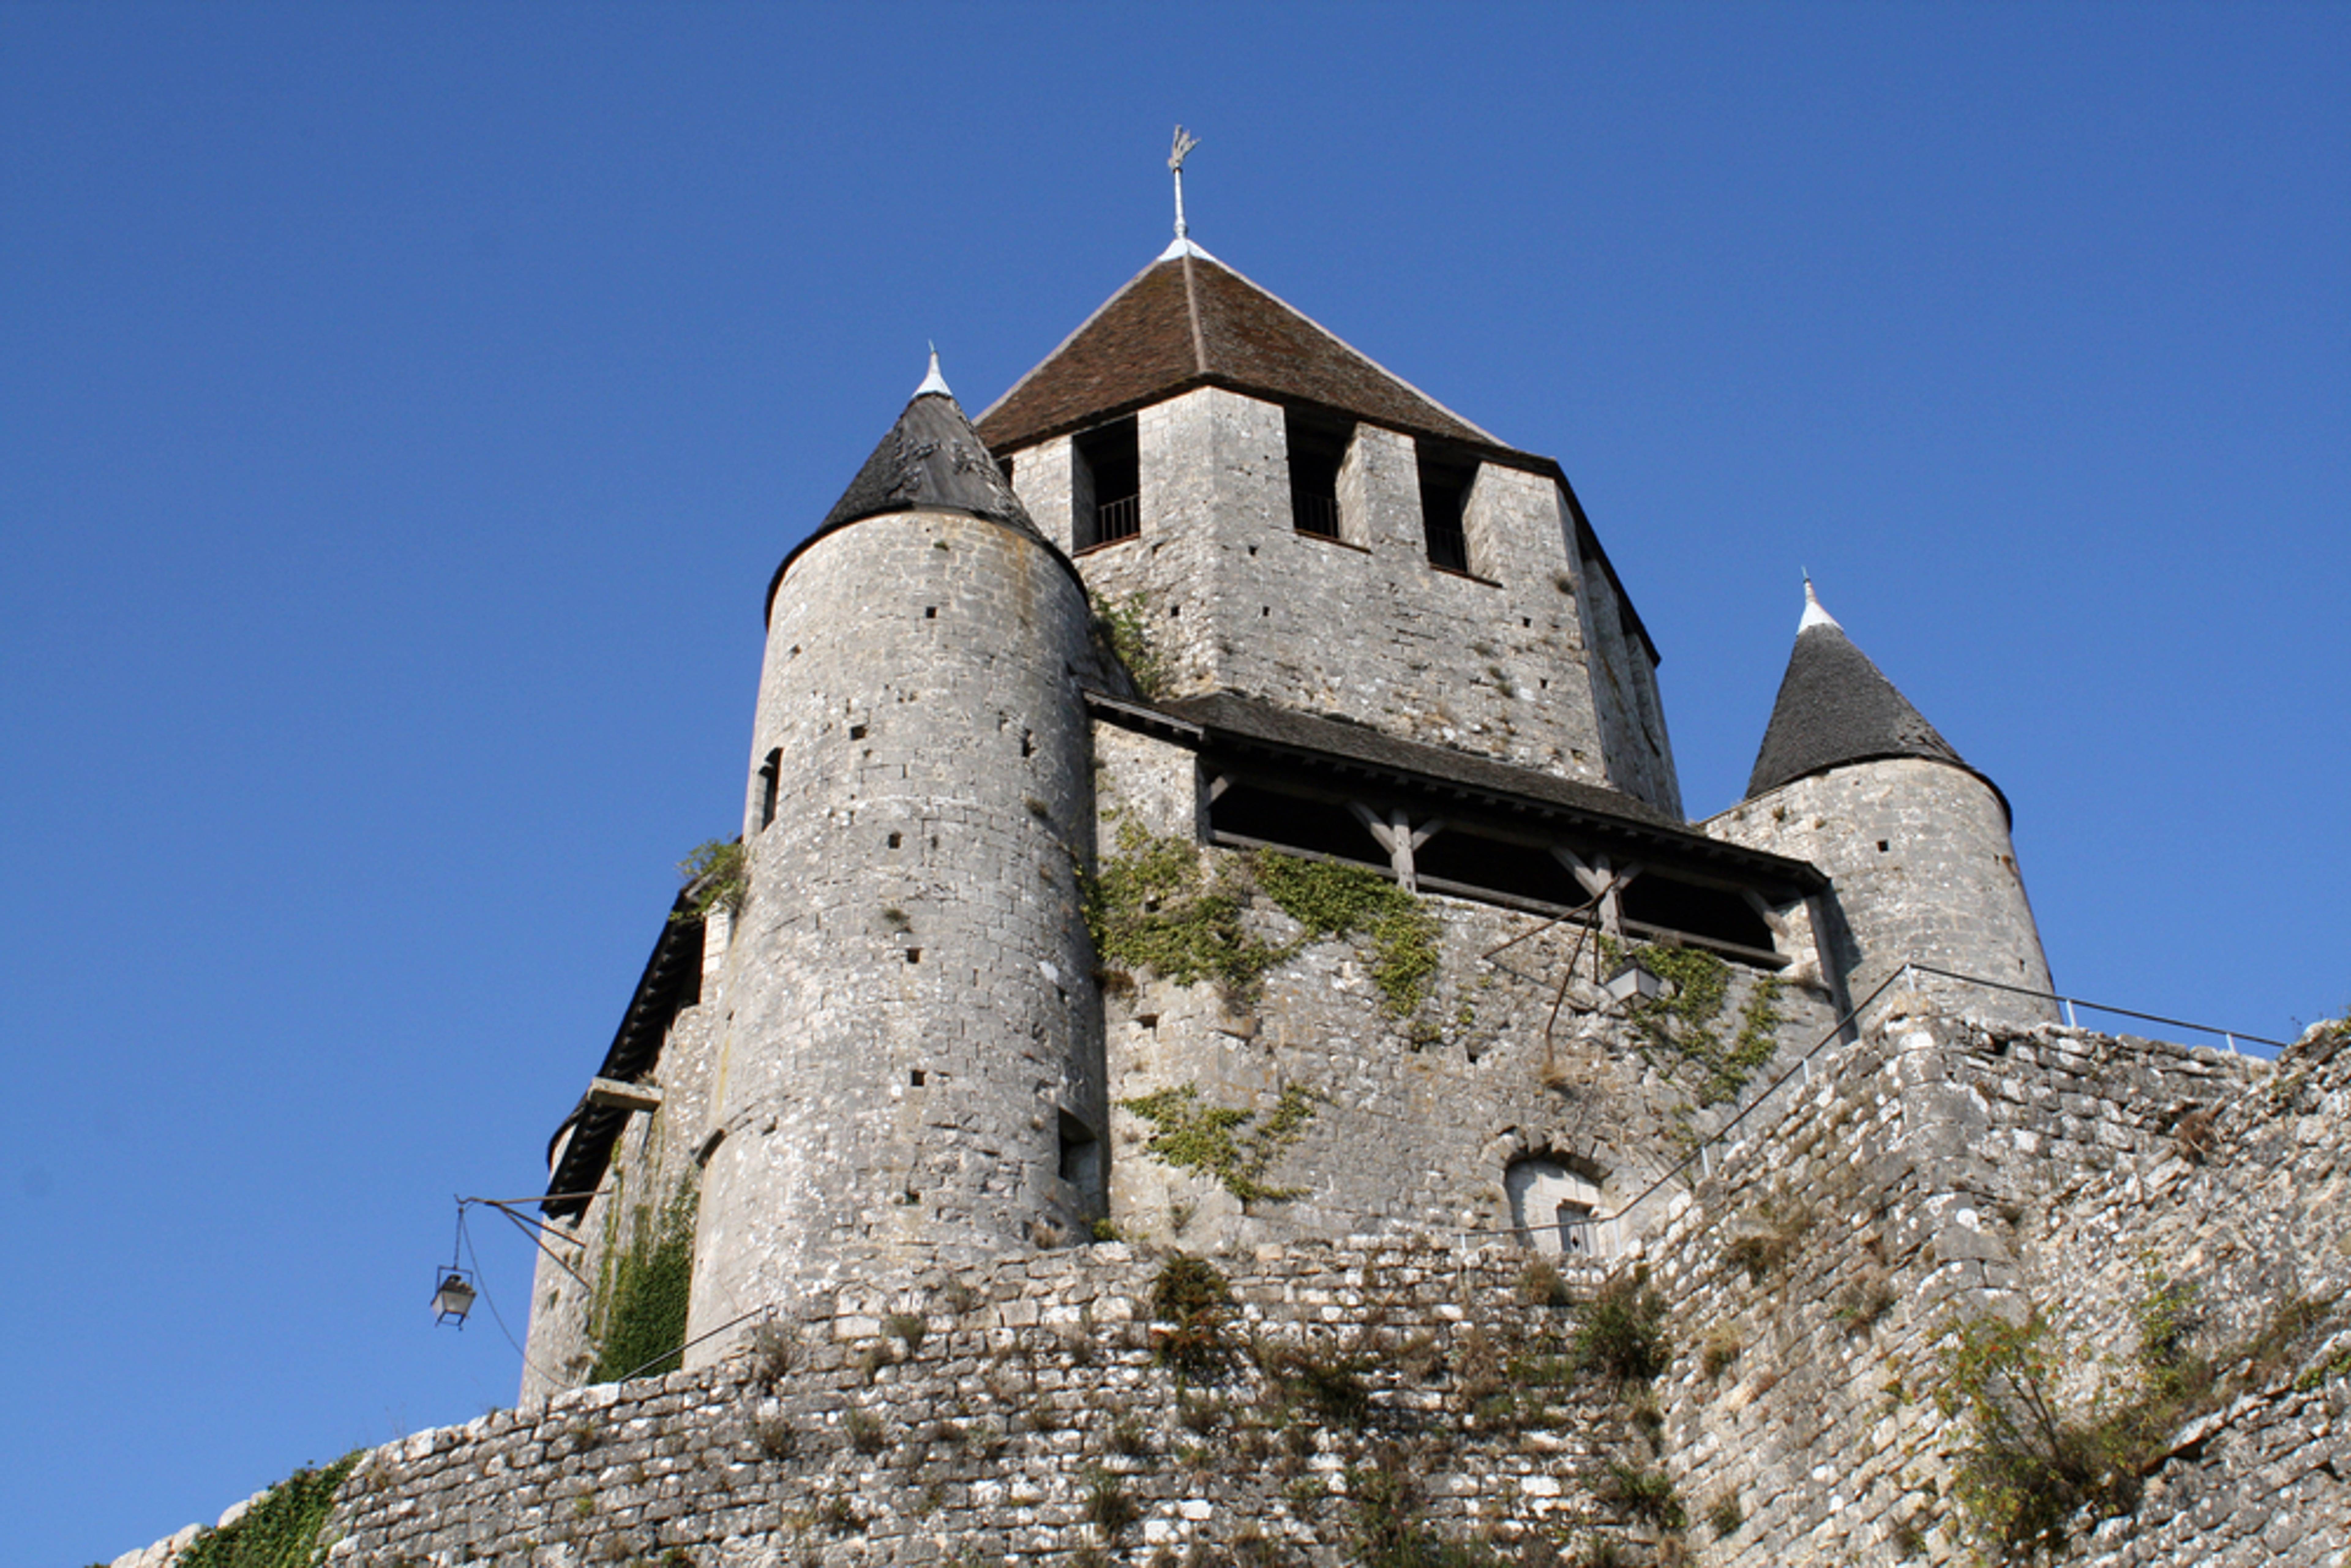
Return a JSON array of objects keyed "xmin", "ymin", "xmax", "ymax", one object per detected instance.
[
  {"xmin": 1169, "ymin": 125, "xmax": 1199, "ymax": 240},
  {"xmin": 913, "ymin": 344, "xmax": 951, "ymax": 400}
]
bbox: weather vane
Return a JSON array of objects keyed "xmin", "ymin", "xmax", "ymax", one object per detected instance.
[{"xmin": 1169, "ymin": 125, "xmax": 1199, "ymax": 241}]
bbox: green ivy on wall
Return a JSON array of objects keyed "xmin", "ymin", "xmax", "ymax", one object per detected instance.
[
  {"xmin": 1092, "ymin": 591, "xmax": 1168, "ymax": 698},
  {"xmin": 176, "ymin": 1452, "xmax": 360, "ymax": 1568},
  {"xmin": 1252, "ymin": 852, "xmax": 1441, "ymax": 1020},
  {"xmin": 591, "ymin": 1174, "xmax": 699, "ymax": 1383},
  {"xmin": 1604, "ymin": 939, "xmax": 1787, "ymax": 1106},
  {"xmin": 1084, "ymin": 817, "xmax": 1289, "ymax": 998},
  {"xmin": 1084, "ymin": 818, "xmax": 1444, "ymax": 1031},
  {"xmin": 1119, "ymin": 1082, "xmax": 1318, "ymax": 1205}
]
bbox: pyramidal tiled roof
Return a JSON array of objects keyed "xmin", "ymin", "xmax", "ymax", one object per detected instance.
[
  {"xmin": 975, "ymin": 243, "xmax": 1512, "ymax": 456},
  {"xmin": 819, "ymin": 365, "xmax": 1041, "ymax": 538},
  {"xmin": 1745, "ymin": 585, "xmax": 1985, "ymax": 804}
]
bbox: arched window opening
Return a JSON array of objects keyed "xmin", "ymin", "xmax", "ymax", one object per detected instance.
[{"xmin": 1505, "ymin": 1156, "xmax": 1602, "ymax": 1258}]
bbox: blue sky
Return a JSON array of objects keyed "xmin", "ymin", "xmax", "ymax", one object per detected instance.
[{"xmin": 4, "ymin": 4, "xmax": 2345, "ymax": 1561}]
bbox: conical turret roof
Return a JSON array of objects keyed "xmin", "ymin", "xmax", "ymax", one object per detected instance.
[
  {"xmin": 975, "ymin": 243, "xmax": 1512, "ymax": 457},
  {"xmin": 1745, "ymin": 583, "xmax": 1985, "ymax": 803},
  {"xmin": 819, "ymin": 355, "xmax": 1040, "ymax": 536}
]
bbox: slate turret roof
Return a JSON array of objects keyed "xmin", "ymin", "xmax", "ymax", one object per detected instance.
[
  {"xmin": 974, "ymin": 242, "xmax": 1517, "ymax": 459},
  {"xmin": 820, "ymin": 354, "xmax": 1040, "ymax": 536},
  {"xmin": 770, "ymin": 357, "xmax": 1068, "ymax": 622},
  {"xmin": 1745, "ymin": 583, "xmax": 1997, "ymax": 810}
]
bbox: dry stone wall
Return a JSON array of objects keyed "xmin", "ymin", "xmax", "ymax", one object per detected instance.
[
  {"xmin": 1640, "ymin": 1001, "xmax": 2351, "ymax": 1566},
  {"xmin": 123, "ymin": 1243, "xmax": 1684, "ymax": 1568}
]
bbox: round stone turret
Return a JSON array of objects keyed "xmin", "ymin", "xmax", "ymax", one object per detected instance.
[
  {"xmin": 685, "ymin": 366, "xmax": 1109, "ymax": 1353},
  {"xmin": 1708, "ymin": 583, "xmax": 2056, "ymax": 1026}
]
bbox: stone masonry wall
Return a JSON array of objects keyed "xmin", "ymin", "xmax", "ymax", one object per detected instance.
[
  {"xmin": 1706, "ymin": 760, "xmax": 2055, "ymax": 1028},
  {"xmin": 1005, "ymin": 388, "xmax": 1682, "ymax": 817},
  {"xmin": 1092, "ymin": 718, "xmax": 1843, "ymax": 1259},
  {"xmin": 1641, "ymin": 1001, "xmax": 2351, "ymax": 1566},
  {"xmin": 119, "ymin": 1242, "xmax": 1683, "ymax": 1568}
]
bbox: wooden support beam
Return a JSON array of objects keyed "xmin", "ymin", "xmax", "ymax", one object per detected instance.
[{"xmin": 587, "ymin": 1077, "xmax": 665, "ymax": 1114}]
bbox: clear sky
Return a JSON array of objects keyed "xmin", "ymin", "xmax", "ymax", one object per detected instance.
[{"xmin": 4, "ymin": 4, "xmax": 2344, "ymax": 1561}]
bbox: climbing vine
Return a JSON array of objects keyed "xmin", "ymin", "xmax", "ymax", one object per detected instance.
[
  {"xmin": 1252, "ymin": 852, "xmax": 1442, "ymax": 1020},
  {"xmin": 672, "ymin": 838, "xmax": 747, "ymax": 924},
  {"xmin": 177, "ymin": 1452, "xmax": 360, "ymax": 1568},
  {"xmin": 1092, "ymin": 591, "xmax": 1168, "ymax": 698},
  {"xmin": 1083, "ymin": 819, "xmax": 1447, "ymax": 1037},
  {"xmin": 591, "ymin": 1173, "xmax": 699, "ymax": 1383},
  {"xmin": 1603, "ymin": 939, "xmax": 1786, "ymax": 1106},
  {"xmin": 1085, "ymin": 818, "xmax": 1291, "ymax": 998},
  {"xmin": 1119, "ymin": 1082, "xmax": 1318, "ymax": 1205}
]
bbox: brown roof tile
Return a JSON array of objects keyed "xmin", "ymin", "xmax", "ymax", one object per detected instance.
[{"xmin": 976, "ymin": 248, "xmax": 1513, "ymax": 457}]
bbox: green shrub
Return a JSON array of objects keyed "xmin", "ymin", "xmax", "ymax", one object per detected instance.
[
  {"xmin": 1149, "ymin": 1254, "xmax": 1238, "ymax": 1381},
  {"xmin": 1573, "ymin": 1268, "xmax": 1671, "ymax": 1386}
]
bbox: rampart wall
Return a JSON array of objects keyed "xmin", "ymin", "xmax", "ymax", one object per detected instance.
[{"xmin": 1642, "ymin": 1002, "xmax": 2351, "ymax": 1566}]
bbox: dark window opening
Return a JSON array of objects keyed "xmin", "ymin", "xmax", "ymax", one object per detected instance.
[
  {"xmin": 1877, "ymin": 840, "xmax": 1890, "ymax": 852},
  {"xmin": 905, "ymin": 947, "xmax": 922, "ymax": 964},
  {"xmin": 1417, "ymin": 448, "xmax": 1476, "ymax": 572},
  {"xmin": 924, "ymin": 605, "xmax": 937, "ymax": 619},
  {"xmin": 909, "ymin": 1069, "xmax": 926, "ymax": 1087},
  {"xmin": 1074, "ymin": 417, "xmax": 1140, "ymax": 548},
  {"xmin": 887, "ymin": 831, "xmax": 902, "ymax": 849},
  {"xmin": 999, "ymin": 455, "xmax": 1015, "ymax": 488},
  {"xmin": 849, "ymin": 724, "xmax": 868, "ymax": 741},
  {"xmin": 1416, "ymin": 832, "xmax": 1584, "ymax": 907},
  {"xmin": 1285, "ymin": 408, "xmax": 1351, "ymax": 538},
  {"xmin": 1057, "ymin": 1110, "xmax": 1101, "ymax": 1189},
  {"xmin": 1210, "ymin": 783, "xmax": 1388, "ymax": 866},
  {"xmin": 757, "ymin": 749, "xmax": 781, "ymax": 831},
  {"xmin": 1619, "ymin": 876, "xmax": 1776, "ymax": 951}
]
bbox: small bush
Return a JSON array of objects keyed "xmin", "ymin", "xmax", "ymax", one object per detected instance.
[
  {"xmin": 1835, "ymin": 1272, "xmax": 1899, "ymax": 1336},
  {"xmin": 1517, "ymin": 1258, "xmax": 1572, "ymax": 1308},
  {"xmin": 1082, "ymin": 1465, "xmax": 1139, "ymax": 1541},
  {"xmin": 1262, "ymin": 1342, "xmax": 1372, "ymax": 1426},
  {"xmin": 750, "ymin": 1411, "xmax": 798, "ymax": 1461},
  {"xmin": 885, "ymin": 1312, "xmax": 928, "ymax": 1352},
  {"xmin": 1700, "ymin": 1323, "xmax": 1742, "ymax": 1381},
  {"xmin": 745, "ymin": 1319, "xmax": 798, "ymax": 1385},
  {"xmin": 1704, "ymin": 1491, "xmax": 1743, "ymax": 1537},
  {"xmin": 843, "ymin": 1409, "xmax": 887, "ymax": 1455},
  {"xmin": 1574, "ymin": 1268, "xmax": 1671, "ymax": 1386},
  {"xmin": 1601, "ymin": 1462, "xmax": 1686, "ymax": 1531},
  {"xmin": 1108, "ymin": 1414, "xmax": 1153, "ymax": 1457},
  {"xmin": 816, "ymin": 1495, "xmax": 867, "ymax": 1535},
  {"xmin": 1149, "ymin": 1254, "xmax": 1238, "ymax": 1382}
]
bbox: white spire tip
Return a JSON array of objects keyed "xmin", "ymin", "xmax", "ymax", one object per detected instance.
[
  {"xmin": 1799, "ymin": 577, "xmax": 1841, "ymax": 632},
  {"xmin": 913, "ymin": 346, "xmax": 952, "ymax": 399}
]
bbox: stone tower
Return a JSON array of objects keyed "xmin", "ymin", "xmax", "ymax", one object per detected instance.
[
  {"xmin": 977, "ymin": 238, "xmax": 1683, "ymax": 818},
  {"xmin": 683, "ymin": 362, "xmax": 1110, "ymax": 1346},
  {"xmin": 1706, "ymin": 582, "xmax": 2056, "ymax": 1024}
]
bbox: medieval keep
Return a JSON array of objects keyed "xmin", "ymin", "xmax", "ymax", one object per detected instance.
[{"xmin": 520, "ymin": 232, "xmax": 2056, "ymax": 1391}]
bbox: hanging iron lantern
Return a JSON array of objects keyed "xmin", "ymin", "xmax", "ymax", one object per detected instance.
[
  {"xmin": 1601, "ymin": 959, "xmax": 1670, "ymax": 1007},
  {"xmin": 433, "ymin": 1267, "xmax": 477, "ymax": 1327}
]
